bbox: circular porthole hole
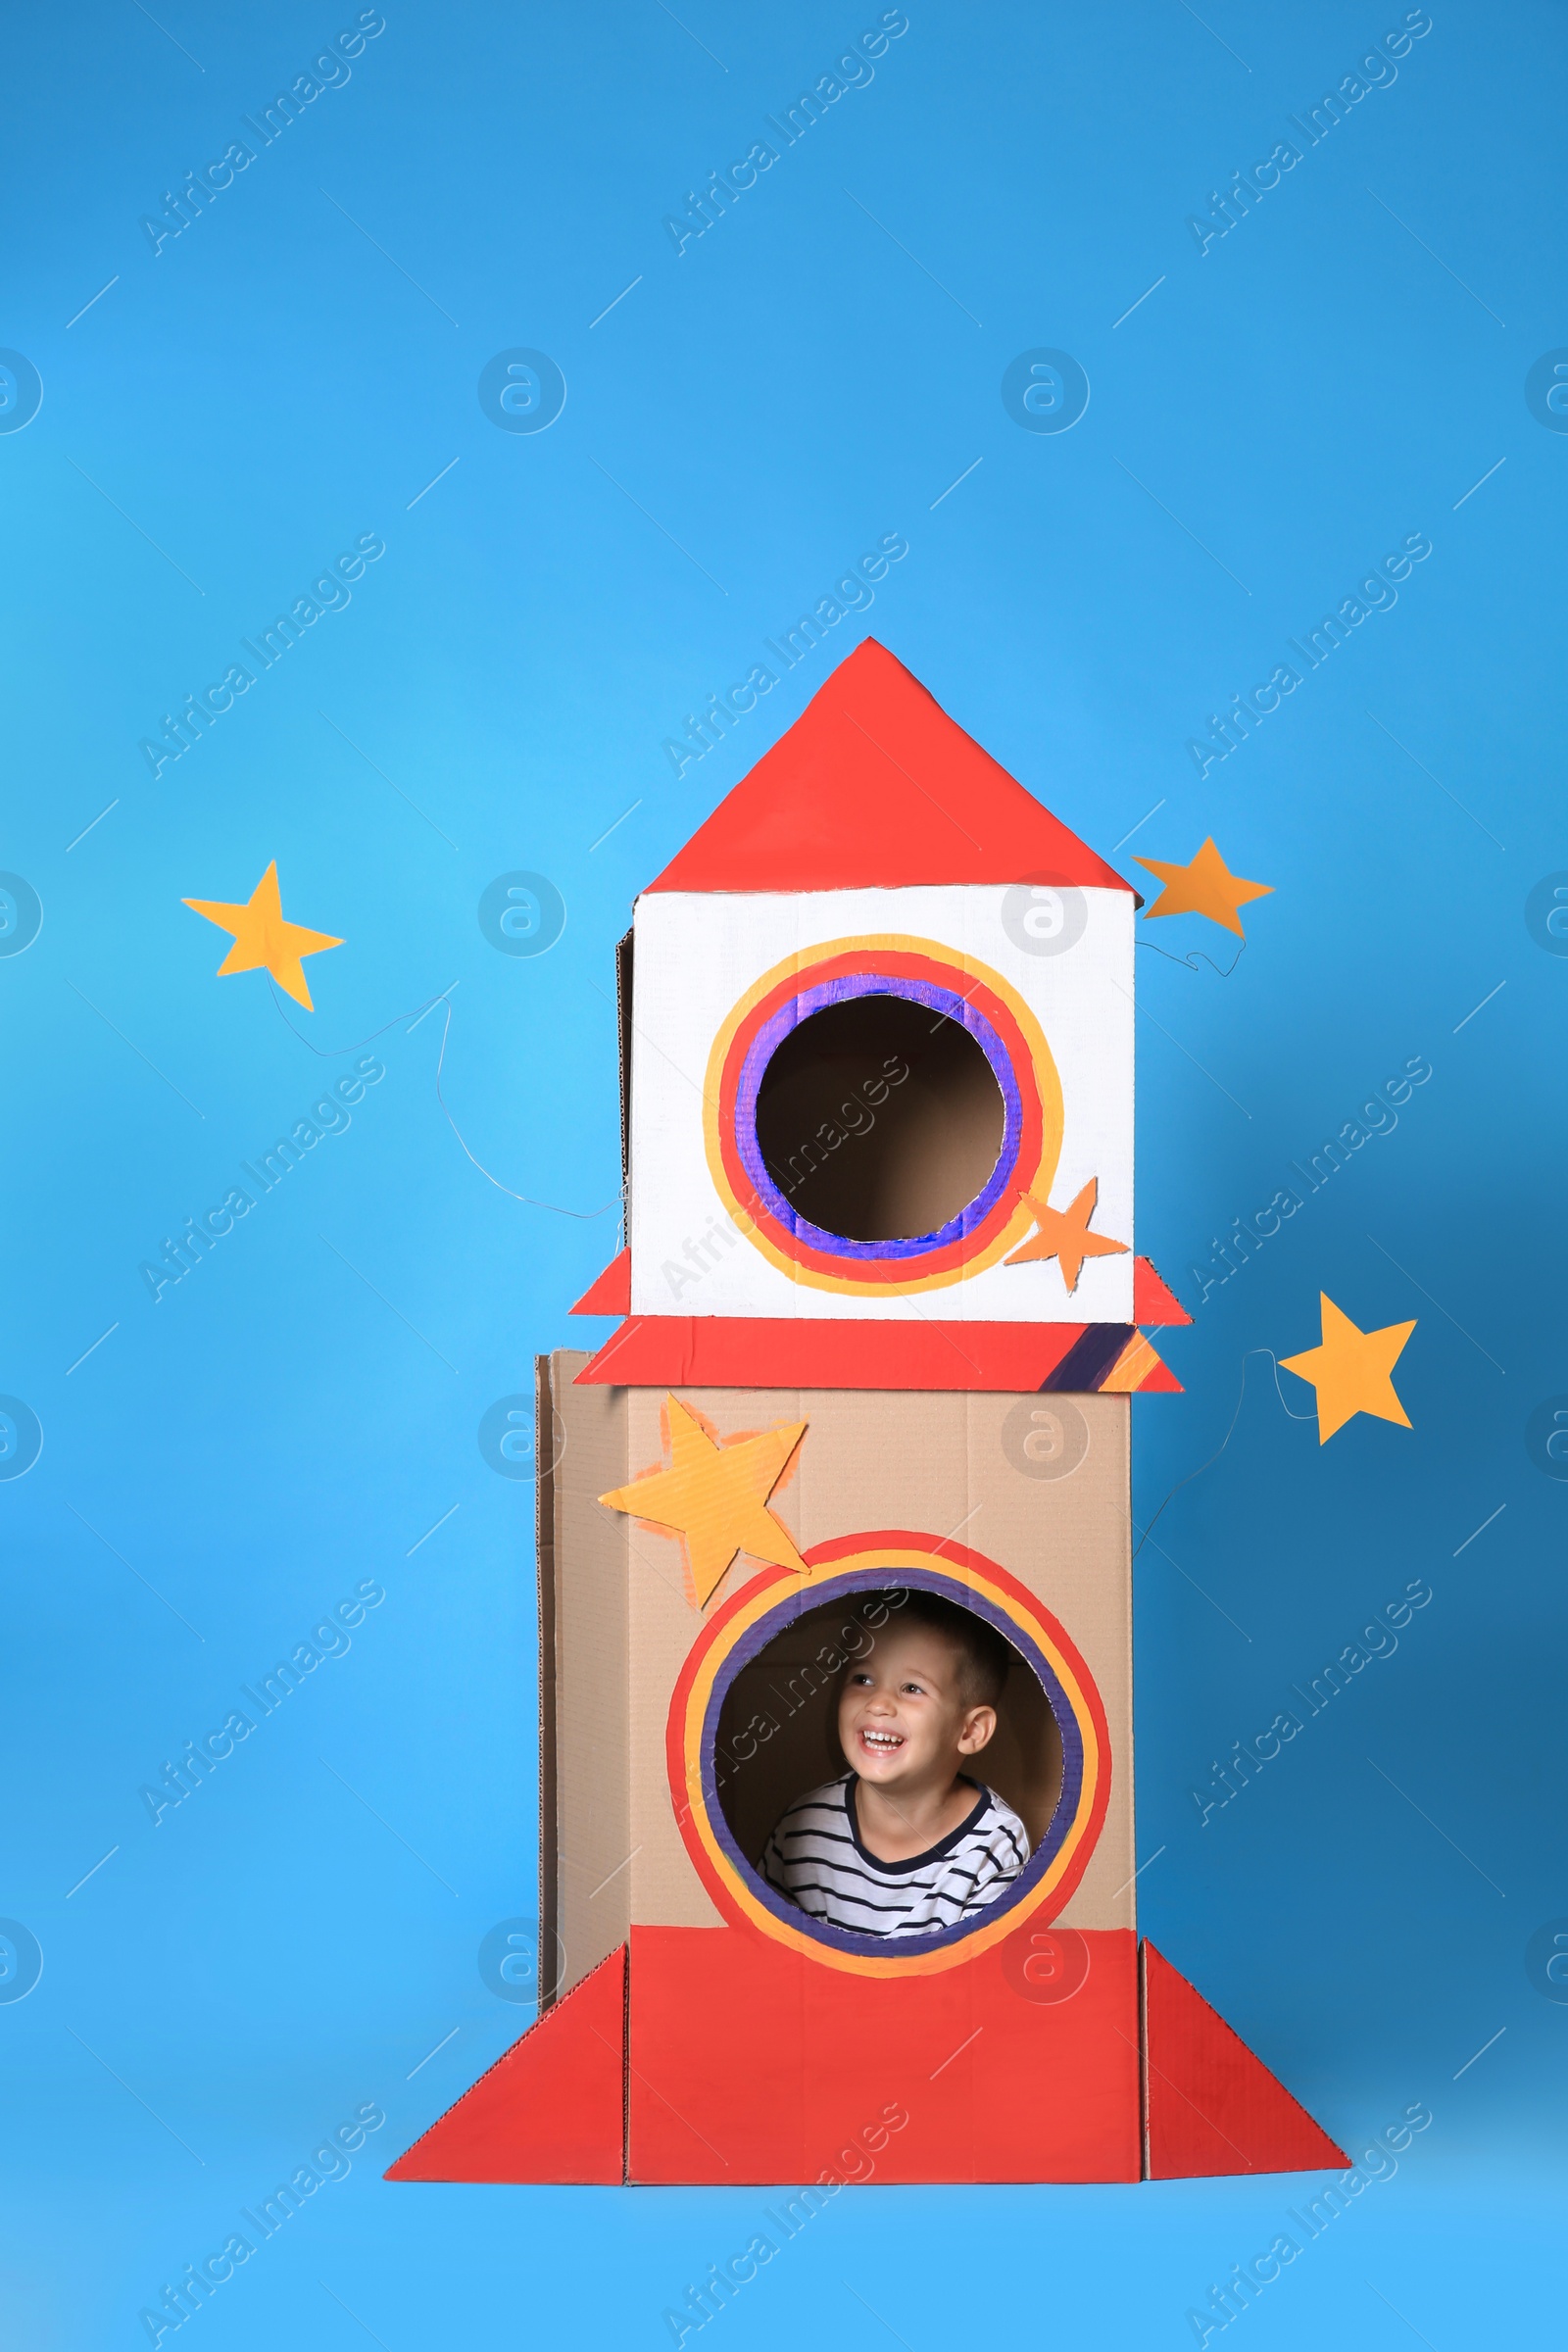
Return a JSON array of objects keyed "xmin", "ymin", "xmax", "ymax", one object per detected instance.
[
  {"xmin": 711, "ymin": 1589, "xmax": 1063, "ymax": 1890},
  {"xmin": 752, "ymin": 994, "xmax": 1006, "ymax": 1244}
]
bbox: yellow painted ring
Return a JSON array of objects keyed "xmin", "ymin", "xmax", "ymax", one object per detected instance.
[
  {"xmin": 702, "ymin": 934, "xmax": 1063, "ymax": 1297},
  {"xmin": 667, "ymin": 1539, "xmax": 1110, "ymax": 1978}
]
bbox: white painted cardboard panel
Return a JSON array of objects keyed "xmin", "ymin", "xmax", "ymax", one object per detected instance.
[{"xmin": 629, "ymin": 887, "xmax": 1134, "ymax": 1324}]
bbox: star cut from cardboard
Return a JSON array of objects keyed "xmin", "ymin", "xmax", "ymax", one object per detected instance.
[
  {"xmin": 1135, "ymin": 838, "xmax": 1274, "ymax": 938},
  {"xmin": 1280, "ymin": 1293, "xmax": 1416, "ymax": 1444},
  {"xmin": 599, "ymin": 1395, "xmax": 808, "ymax": 1607},
  {"xmin": 1004, "ymin": 1176, "xmax": 1130, "ymax": 1293},
  {"xmin": 182, "ymin": 859, "xmax": 343, "ymax": 1009}
]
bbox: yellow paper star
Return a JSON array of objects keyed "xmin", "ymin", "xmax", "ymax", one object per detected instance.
[
  {"xmin": 1280, "ymin": 1294, "xmax": 1416, "ymax": 1445},
  {"xmin": 1135, "ymin": 838, "xmax": 1274, "ymax": 938},
  {"xmin": 599, "ymin": 1396, "xmax": 808, "ymax": 1607},
  {"xmin": 1004, "ymin": 1176, "xmax": 1129, "ymax": 1292},
  {"xmin": 182, "ymin": 860, "xmax": 344, "ymax": 1009}
]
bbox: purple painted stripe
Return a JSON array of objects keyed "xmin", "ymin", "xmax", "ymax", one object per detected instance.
[
  {"xmin": 700, "ymin": 1566, "xmax": 1085, "ymax": 1963},
  {"xmin": 734, "ymin": 973, "xmax": 1023, "ymax": 1262},
  {"xmin": 1042, "ymin": 1325, "xmax": 1133, "ymax": 1392}
]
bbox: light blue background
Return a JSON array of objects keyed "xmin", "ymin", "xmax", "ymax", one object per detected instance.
[{"xmin": 3, "ymin": 2, "xmax": 1562, "ymax": 2343}]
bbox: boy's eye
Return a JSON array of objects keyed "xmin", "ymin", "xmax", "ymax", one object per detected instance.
[{"xmin": 901, "ymin": 1681, "xmax": 925, "ymax": 1696}]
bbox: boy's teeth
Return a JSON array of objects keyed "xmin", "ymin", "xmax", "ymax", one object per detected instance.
[{"xmin": 862, "ymin": 1731, "xmax": 903, "ymax": 1748}]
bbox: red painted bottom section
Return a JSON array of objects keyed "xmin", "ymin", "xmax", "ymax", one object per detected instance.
[
  {"xmin": 1143, "ymin": 1943, "xmax": 1348, "ymax": 2178},
  {"xmin": 384, "ymin": 1933, "xmax": 1348, "ymax": 2185},
  {"xmin": 628, "ymin": 1922, "xmax": 1142, "ymax": 2185},
  {"xmin": 384, "ymin": 1946, "xmax": 625, "ymax": 2183}
]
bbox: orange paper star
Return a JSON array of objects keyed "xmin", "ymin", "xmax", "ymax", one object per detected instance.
[
  {"xmin": 599, "ymin": 1396, "xmax": 808, "ymax": 1608},
  {"xmin": 182, "ymin": 860, "xmax": 344, "ymax": 1009},
  {"xmin": 1135, "ymin": 838, "xmax": 1274, "ymax": 938},
  {"xmin": 1004, "ymin": 1176, "xmax": 1129, "ymax": 1292},
  {"xmin": 1280, "ymin": 1294, "xmax": 1416, "ymax": 1445}
]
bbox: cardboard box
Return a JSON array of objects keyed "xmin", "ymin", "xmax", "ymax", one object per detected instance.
[
  {"xmin": 387, "ymin": 641, "xmax": 1347, "ymax": 2189},
  {"xmin": 547, "ymin": 1368, "xmax": 1137, "ymax": 1973}
]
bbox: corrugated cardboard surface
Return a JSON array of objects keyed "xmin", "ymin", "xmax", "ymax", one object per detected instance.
[
  {"xmin": 622, "ymin": 1386, "xmax": 1135, "ymax": 1936},
  {"xmin": 534, "ymin": 1355, "xmax": 559, "ymax": 1997},
  {"xmin": 546, "ymin": 1354, "xmax": 638, "ymax": 1994},
  {"xmin": 626, "ymin": 1506, "xmax": 728, "ymax": 1932}
]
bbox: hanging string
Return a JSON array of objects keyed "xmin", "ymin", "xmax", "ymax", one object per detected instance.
[
  {"xmin": 429, "ymin": 997, "xmax": 618, "ymax": 1220},
  {"xmin": 269, "ymin": 977, "xmax": 618, "ymax": 1221},
  {"xmin": 1134, "ymin": 1346, "xmax": 1314, "ymax": 1558},
  {"xmin": 1136, "ymin": 936, "xmax": 1248, "ymax": 980}
]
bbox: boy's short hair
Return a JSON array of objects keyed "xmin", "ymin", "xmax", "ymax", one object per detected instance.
[{"xmin": 874, "ymin": 1588, "xmax": 1010, "ymax": 1708}]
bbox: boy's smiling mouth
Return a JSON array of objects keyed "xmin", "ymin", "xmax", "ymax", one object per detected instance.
[{"xmin": 858, "ymin": 1728, "xmax": 905, "ymax": 1754}]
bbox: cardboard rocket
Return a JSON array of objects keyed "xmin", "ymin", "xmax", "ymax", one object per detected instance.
[{"xmin": 388, "ymin": 641, "xmax": 1346, "ymax": 2187}]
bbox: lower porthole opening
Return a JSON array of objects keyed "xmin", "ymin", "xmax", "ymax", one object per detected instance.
[{"xmin": 710, "ymin": 1585, "xmax": 1065, "ymax": 1952}]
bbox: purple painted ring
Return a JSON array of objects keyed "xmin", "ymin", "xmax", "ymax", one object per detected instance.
[
  {"xmin": 700, "ymin": 1566, "xmax": 1085, "ymax": 1963},
  {"xmin": 734, "ymin": 973, "xmax": 1022, "ymax": 1259}
]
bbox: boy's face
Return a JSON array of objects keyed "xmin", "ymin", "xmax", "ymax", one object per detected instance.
[{"xmin": 837, "ymin": 1623, "xmax": 997, "ymax": 1794}]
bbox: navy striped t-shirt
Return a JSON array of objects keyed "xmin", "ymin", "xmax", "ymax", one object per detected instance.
[{"xmin": 760, "ymin": 1774, "xmax": 1030, "ymax": 1938}]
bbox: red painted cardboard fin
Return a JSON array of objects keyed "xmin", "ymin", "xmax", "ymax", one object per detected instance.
[
  {"xmin": 572, "ymin": 1260, "xmax": 1184, "ymax": 1339},
  {"xmin": 571, "ymin": 1249, "xmax": 631, "ymax": 1316},
  {"xmin": 576, "ymin": 1315, "xmax": 1179, "ymax": 1394},
  {"xmin": 1133, "ymin": 1257, "xmax": 1191, "ymax": 1327},
  {"xmin": 384, "ymin": 1947, "xmax": 626, "ymax": 2184},
  {"xmin": 645, "ymin": 640, "xmax": 1140, "ymax": 898},
  {"xmin": 1142, "ymin": 1942, "xmax": 1347, "ymax": 2179}
]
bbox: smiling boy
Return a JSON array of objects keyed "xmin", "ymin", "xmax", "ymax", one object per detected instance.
[{"xmin": 760, "ymin": 1589, "xmax": 1029, "ymax": 1938}]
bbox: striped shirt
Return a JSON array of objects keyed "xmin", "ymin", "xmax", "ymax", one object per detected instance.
[{"xmin": 760, "ymin": 1774, "xmax": 1030, "ymax": 1939}]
